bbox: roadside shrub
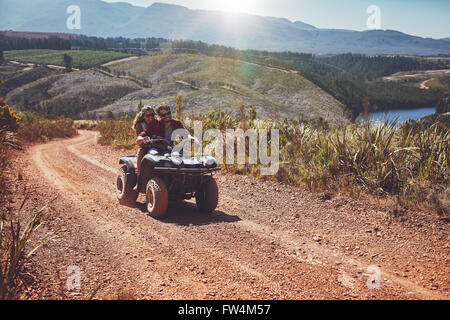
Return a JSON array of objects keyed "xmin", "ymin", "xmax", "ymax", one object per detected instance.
[
  {"xmin": 0, "ymin": 98, "xmax": 21, "ymax": 132},
  {"xmin": 0, "ymin": 98, "xmax": 20, "ymax": 202},
  {"xmin": 97, "ymin": 116, "xmax": 136, "ymax": 149},
  {"xmin": 17, "ymin": 111, "xmax": 77, "ymax": 142}
]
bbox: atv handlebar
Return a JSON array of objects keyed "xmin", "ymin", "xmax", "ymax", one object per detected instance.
[
  {"xmin": 141, "ymin": 136, "xmax": 201, "ymax": 148},
  {"xmin": 142, "ymin": 136, "xmax": 169, "ymax": 145}
]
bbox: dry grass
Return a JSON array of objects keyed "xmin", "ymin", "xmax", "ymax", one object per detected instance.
[{"xmin": 97, "ymin": 115, "xmax": 136, "ymax": 149}]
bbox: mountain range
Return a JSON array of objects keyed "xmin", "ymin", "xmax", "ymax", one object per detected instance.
[{"xmin": 1, "ymin": 0, "xmax": 450, "ymax": 55}]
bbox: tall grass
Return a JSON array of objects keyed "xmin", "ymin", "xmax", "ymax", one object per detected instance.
[{"xmin": 0, "ymin": 196, "xmax": 47, "ymax": 300}]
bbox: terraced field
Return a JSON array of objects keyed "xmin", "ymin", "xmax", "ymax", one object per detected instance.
[
  {"xmin": 104, "ymin": 54, "xmax": 347, "ymax": 125},
  {"xmin": 4, "ymin": 49, "xmax": 132, "ymax": 69}
]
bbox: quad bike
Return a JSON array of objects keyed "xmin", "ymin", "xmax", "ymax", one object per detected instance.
[{"xmin": 116, "ymin": 136, "xmax": 220, "ymax": 217}]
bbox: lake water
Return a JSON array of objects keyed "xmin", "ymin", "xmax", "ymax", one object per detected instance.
[{"xmin": 357, "ymin": 107, "xmax": 436, "ymax": 123}]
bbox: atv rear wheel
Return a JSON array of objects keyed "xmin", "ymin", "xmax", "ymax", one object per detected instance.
[
  {"xmin": 196, "ymin": 177, "xmax": 219, "ymax": 213},
  {"xmin": 146, "ymin": 177, "xmax": 169, "ymax": 217},
  {"xmin": 116, "ymin": 166, "xmax": 138, "ymax": 205}
]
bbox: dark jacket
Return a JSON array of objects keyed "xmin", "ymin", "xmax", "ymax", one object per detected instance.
[{"xmin": 139, "ymin": 120, "xmax": 162, "ymax": 138}]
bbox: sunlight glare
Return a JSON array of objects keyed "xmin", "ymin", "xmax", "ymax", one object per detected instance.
[{"xmin": 214, "ymin": 0, "xmax": 257, "ymax": 14}]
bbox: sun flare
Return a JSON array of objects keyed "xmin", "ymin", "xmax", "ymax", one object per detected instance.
[{"xmin": 214, "ymin": 0, "xmax": 257, "ymax": 14}]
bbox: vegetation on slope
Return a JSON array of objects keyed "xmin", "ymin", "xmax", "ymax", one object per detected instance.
[
  {"xmin": 3, "ymin": 49, "xmax": 132, "ymax": 69},
  {"xmin": 5, "ymin": 70, "xmax": 141, "ymax": 118},
  {"xmin": 0, "ymin": 65, "xmax": 62, "ymax": 97}
]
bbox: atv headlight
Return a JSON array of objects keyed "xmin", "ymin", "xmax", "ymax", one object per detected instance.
[
  {"xmin": 171, "ymin": 158, "xmax": 182, "ymax": 166},
  {"xmin": 205, "ymin": 158, "xmax": 216, "ymax": 168}
]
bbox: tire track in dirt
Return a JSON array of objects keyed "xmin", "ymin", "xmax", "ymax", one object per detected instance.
[{"xmin": 26, "ymin": 130, "xmax": 448, "ymax": 299}]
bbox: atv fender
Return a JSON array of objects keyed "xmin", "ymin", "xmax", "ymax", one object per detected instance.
[
  {"xmin": 119, "ymin": 156, "xmax": 137, "ymax": 172},
  {"xmin": 138, "ymin": 157, "xmax": 157, "ymax": 191}
]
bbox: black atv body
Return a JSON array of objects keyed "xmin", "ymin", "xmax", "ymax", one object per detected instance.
[{"xmin": 116, "ymin": 138, "xmax": 219, "ymax": 217}]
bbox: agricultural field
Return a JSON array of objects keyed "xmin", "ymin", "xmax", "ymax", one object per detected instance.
[
  {"xmin": 3, "ymin": 49, "xmax": 133, "ymax": 69},
  {"xmin": 104, "ymin": 54, "xmax": 348, "ymax": 125},
  {"xmin": 382, "ymin": 69, "xmax": 450, "ymax": 93}
]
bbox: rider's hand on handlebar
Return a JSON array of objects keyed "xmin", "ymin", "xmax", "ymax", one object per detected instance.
[{"xmin": 136, "ymin": 136, "xmax": 144, "ymax": 145}]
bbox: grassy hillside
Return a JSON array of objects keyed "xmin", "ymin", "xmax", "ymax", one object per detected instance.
[
  {"xmin": 4, "ymin": 49, "xmax": 132, "ymax": 69},
  {"xmin": 0, "ymin": 64, "xmax": 62, "ymax": 97},
  {"xmin": 5, "ymin": 70, "xmax": 141, "ymax": 117},
  {"xmin": 102, "ymin": 54, "xmax": 348, "ymax": 125}
]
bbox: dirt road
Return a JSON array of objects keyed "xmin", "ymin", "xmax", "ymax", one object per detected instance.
[
  {"xmin": 420, "ymin": 78, "xmax": 435, "ymax": 90},
  {"xmin": 10, "ymin": 130, "xmax": 449, "ymax": 300}
]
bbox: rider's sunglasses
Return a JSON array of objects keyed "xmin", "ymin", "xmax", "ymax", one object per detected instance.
[
  {"xmin": 159, "ymin": 111, "xmax": 171, "ymax": 118},
  {"xmin": 144, "ymin": 113, "xmax": 155, "ymax": 118}
]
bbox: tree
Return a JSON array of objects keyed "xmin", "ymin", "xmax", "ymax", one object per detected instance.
[
  {"xmin": 137, "ymin": 100, "xmax": 144, "ymax": 112},
  {"xmin": 64, "ymin": 54, "xmax": 73, "ymax": 72},
  {"xmin": 0, "ymin": 50, "xmax": 4, "ymax": 63}
]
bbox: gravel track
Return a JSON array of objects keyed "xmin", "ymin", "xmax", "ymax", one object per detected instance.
[{"xmin": 8, "ymin": 130, "xmax": 448, "ymax": 300}]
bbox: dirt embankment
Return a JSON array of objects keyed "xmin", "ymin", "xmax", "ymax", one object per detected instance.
[{"xmin": 6, "ymin": 130, "xmax": 449, "ymax": 300}]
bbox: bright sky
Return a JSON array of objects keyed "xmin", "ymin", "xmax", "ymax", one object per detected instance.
[{"xmin": 102, "ymin": 0, "xmax": 450, "ymax": 39}]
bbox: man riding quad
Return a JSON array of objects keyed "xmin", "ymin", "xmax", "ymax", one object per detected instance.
[{"xmin": 116, "ymin": 104, "xmax": 220, "ymax": 217}]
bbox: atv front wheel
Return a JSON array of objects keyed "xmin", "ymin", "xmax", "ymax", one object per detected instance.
[
  {"xmin": 116, "ymin": 166, "xmax": 138, "ymax": 205},
  {"xmin": 146, "ymin": 177, "xmax": 169, "ymax": 217},
  {"xmin": 196, "ymin": 178, "xmax": 219, "ymax": 213}
]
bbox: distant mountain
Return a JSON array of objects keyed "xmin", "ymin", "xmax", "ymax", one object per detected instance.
[{"xmin": 1, "ymin": 0, "xmax": 450, "ymax": 55}]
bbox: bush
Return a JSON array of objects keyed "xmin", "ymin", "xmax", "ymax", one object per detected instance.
[
  {"xmin": 97, "ymin": 116, "xmax": 136, "ymax": 149},
  {"xmin": 0, "ymin": 98, "xmax": 21, "ymax": 132},
  {"xmin": 0, "ymin": 98, "xmax": 20, "ymax": 202},
  {"xmin": 17, "ymin": 111, "xmax": 77, "ymax": 142}
]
